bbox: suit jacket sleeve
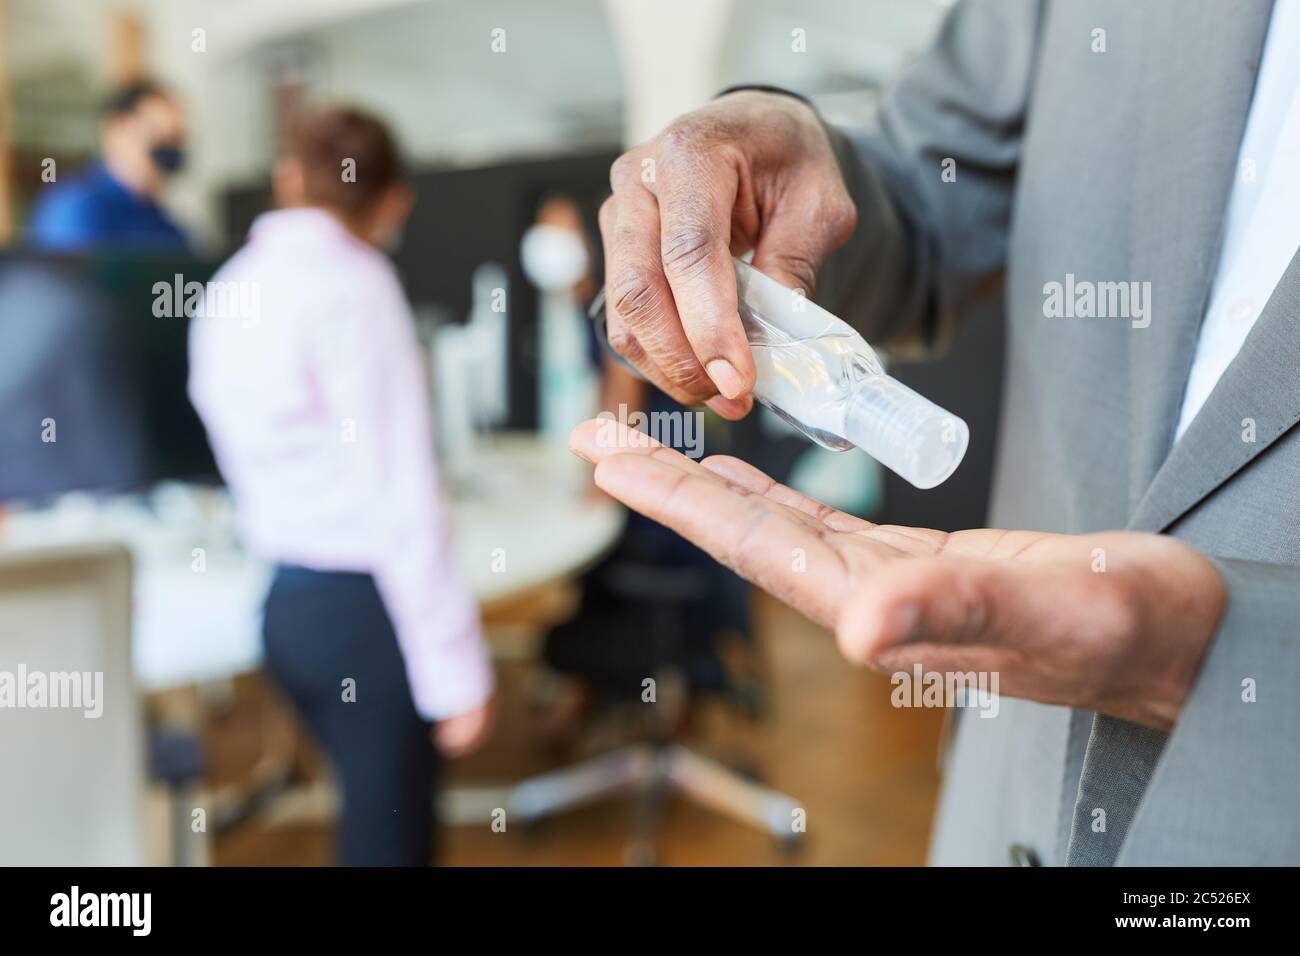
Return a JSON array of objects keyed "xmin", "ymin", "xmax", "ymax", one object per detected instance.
[
  {"xmin": 818, "ymin": 0, "xmax": 1046, "ymax": 357},
  {"xmin": 1116, "ymin": 557, "xmax": 1300, "ymax": 864}
]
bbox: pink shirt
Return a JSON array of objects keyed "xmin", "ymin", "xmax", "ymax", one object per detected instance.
[{"xmin": 188, "ymin": 208, "xmax": 492, "ymax": 720}]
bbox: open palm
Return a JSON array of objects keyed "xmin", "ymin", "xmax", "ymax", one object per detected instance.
[{"xmin": 570, "ymin": 418, "xmax": 1225, "ymax": 730}]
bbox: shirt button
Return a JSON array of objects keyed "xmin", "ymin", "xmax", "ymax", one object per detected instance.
[{"xmin": 1008, "ymin": 843, "xmax": 1042, "ymax": 867}]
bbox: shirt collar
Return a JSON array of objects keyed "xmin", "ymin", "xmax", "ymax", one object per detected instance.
[
  {"xmin": 89, "ymin": 161, "xmax": 154, "ymax": 207},
  {"xmin": 248, "ymin": 207, "xmax": 361, "ymax": 248}
]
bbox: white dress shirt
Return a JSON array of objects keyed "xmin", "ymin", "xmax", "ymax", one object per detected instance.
[
  {"xmin": 1174, "ymin": 0, "xmax": 1300, "ymax": 441},
  {"xmin": 189, "ymin": 208, "xmax": 492, "ymax": 721}
]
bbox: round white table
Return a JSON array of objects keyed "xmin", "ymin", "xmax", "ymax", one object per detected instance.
[{"xmin": 0, "ymin": 433, "xmax": 623, "ymax": 692}]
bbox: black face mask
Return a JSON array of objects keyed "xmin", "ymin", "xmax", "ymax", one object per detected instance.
[{"xmin": 150, "ymin": 144, "xmax": 186, "ymax": 175}]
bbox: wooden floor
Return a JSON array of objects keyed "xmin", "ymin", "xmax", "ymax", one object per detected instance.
[{"xmin": 209, "ymin": 592, "xmax": 947, "ymax": 867}]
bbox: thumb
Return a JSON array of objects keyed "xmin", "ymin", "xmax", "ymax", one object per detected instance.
[
  {"xmin": 751, "ymin": 181, "xmax": 856, "ymax": 295},
  {"xmin": 835, "ymin": 557, "xmax": 1021, "ymax": 666}
]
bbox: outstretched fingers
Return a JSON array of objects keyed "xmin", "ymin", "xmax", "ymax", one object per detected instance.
[
  {"xmin": 569, "ymin": 419, "xmax": 849, "ymax": 627},
  {"xmin": 700, "ymin": 454, "xmax": 876, "ymax": 533}
]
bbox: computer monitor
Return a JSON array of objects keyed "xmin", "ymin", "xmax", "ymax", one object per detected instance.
[{"xmin": 0, "ymin": 250, "xmax": 222, "ymax": 503}]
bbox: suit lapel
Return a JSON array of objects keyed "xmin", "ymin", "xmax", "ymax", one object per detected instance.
[
  {"xmin": 1068, "ymin": 0, "xmax": 1276, "ymax": 868},
  {"xmin": 1129, "ymin": 249, "xmax": 1300, "ymax": 532},
  {"xmin": 1124, "ymin": 0, "xmax": 1273, "ymax": 515}
]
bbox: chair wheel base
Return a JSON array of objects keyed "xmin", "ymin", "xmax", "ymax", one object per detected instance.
[
  {"xmin": 622, "ymin": 839, "xmax": 657, "ymax": 867},
  {"xmin": 777, "ymin": 832, "xmax": 807, "ymax": 858}
]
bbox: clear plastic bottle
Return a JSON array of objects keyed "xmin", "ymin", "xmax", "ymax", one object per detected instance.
[
  {"xmin": 733, "ymin": 258, "xmax": 968, "ymax": 489},
  {"xmin": 591, "ymin": 258, "xmax": 969, "ymax": 489}
]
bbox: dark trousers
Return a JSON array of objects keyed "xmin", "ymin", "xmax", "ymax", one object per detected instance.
[{"xmin": 262, "ymin": 566, "xmax": 439, "ymax": 866}]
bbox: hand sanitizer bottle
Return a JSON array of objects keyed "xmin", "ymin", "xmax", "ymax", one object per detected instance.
[
  {"xmin": 732, "ymin": 257, "xmax": 967, "ymax": 489},
  {"xmin": 592, "ymin": 258, "xmax": 969, "ymax": 489}
]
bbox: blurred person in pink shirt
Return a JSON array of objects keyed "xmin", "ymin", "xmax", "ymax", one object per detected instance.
[{"xmin": 189, "ymin": 108, "xmax": 493, "ymax": 865}]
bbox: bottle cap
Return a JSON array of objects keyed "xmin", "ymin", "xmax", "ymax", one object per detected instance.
[{"xmin": 844, "ymin": 375, "xmax": 968, "ymax": 489}]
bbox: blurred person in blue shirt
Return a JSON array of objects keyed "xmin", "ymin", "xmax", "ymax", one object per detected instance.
[{"xmin": 28, "ymin": 79, "xmax": 190, "ymax": 252}]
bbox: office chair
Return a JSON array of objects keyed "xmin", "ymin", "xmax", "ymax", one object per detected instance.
[
  {"xmin": 0, "ymin": 542, "xmax": 213, "ymax": 865},
  {"xmin": 0, "ymin": 544, "xmax": 146, "ymax": 864},
  {"xmin": 509, "ymin": 555, "xmax": 804, "ymax": 865}
]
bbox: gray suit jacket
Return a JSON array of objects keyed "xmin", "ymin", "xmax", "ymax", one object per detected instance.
[{"xmin": 820, "ymin": 0, "xmax": 1299, "ymax": 865}]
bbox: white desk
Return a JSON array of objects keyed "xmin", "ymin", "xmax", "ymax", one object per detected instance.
[{"xmin": 0, "ymin": 433, "xmax": 623, "ymax": 692}]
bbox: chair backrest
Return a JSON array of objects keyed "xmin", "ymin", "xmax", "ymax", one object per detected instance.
[{"xmin": 0, "ymin": 543, "xmax": 145, "ymax": 864}]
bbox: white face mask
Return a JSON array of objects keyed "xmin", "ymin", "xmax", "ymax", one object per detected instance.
[{"xmin": 520, "ymin": 223, "xmax": 589, "ymax": 292}]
